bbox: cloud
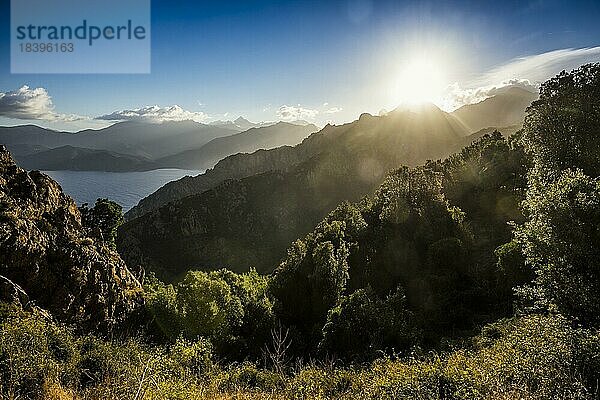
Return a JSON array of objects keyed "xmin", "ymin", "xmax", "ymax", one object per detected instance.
[
  {"xmin": 324, "ymin": 106, "xmax": 343, "ymax": 114},
  {"xmin": 96, "ymin": 105, "xmax": 209, "ymax": 123},
  {"xmin": 0, "ymin": 86, "xmax": 84, "ymax": 121},
  {"xmin": 276, "ymin": 105, "xmax": 319, "ymax": 121},
  {"xmin": 442, "ymin": 79, "xmax": 537, "ymax": 111},
  {"xmin": 477, "ymin": 47, "xmax": 600, "ymax": 86},
  {"xmin": 441, "ymin": 47, "xmax": 600, "ymax": 111}
]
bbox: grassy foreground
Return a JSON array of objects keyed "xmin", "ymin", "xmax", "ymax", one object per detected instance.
[{"xmin": 1, "ymin": 305, "xmax": 599, "ymax": 400}]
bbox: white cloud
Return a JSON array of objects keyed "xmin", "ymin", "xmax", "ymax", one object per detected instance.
[
  {"xmin": 96, "ymin": 105, "xmax": 209, "ymax": 123},
  {"xmin": 276, "ymin": 105, "xmax": 319, "ymax": 121},
  {"xmin": 441, "ymin": 47, "xmax": 600, "ymax": 111},
  {"xmin": 478, "ymin": 47, "xmax": 600, "ymax": 86},
  {"xmin": 0, "ymin": 85, "xmax": 84, "ymax": 122},
  {"xmin": 442, "ymin": 79, "xmax": 537, "ymax": 111},
  {"xmin": 324, "ymin": 106, "xmax": 343, "ymax": 114}
]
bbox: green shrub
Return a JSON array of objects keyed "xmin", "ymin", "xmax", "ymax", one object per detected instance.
[
  {"xmin": 1, "ymin": 304, "xmax": 600, "ymax": 399},
  {"xmin": 443, "ymin": 315, "xmax": 600, "ymax": 399},
  {"xmin": 217, "ymin": 362, "xmax": 283, "ymax": 392},
  {"xmin": 169, "ymin": 336, "xmax": 214, "ymax": 376},
  {"xmin": 286, "ymin": 366, "xmax": 355, "ymax": 400},
  {"xmin": 145, "ymin": 269, "xmax": 274, "ymax": 360},
  {"xmin": 0, "ymin": 306, "xmax": 78, "ymax": 399},
  {"xmin": 319, "ymin": 287, "xmax": 417, "ymax": 360}
]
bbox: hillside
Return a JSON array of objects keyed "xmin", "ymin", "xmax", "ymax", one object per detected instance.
[
  {"xmin": 17, "ymin": 145, "xmax": 159, "ymax": 172},
  {"xmin": 118, "ymin": 105, "xmax": 471, "ymax": 278},
  {"xmin": 125, "ymin": 89, "xmax": 536, "ymax": 220},
  {"xmin": 126, "ymin": 105, "xmax": 469, "ymax": 220},
  {"xmin": 451, "ymin": 87, "xmax": 537, "ymax": 132},
  {"xmin": 157, "ymin": 122, "xmax": 319, "ymax": 169}
]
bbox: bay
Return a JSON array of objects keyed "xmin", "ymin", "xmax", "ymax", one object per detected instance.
[{"xmin": 44, "ymin": 169, "xmax": 203, "ymax": 211}]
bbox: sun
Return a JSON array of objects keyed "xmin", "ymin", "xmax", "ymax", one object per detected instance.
[{"xmin": 394, "ymin": 56, "xmax": 446, "ymax": 106}]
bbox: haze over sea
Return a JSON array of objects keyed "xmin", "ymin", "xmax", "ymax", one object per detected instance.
[{"xmin": 44, "ymin": 169, "xmax": 203, "ymax": 211}]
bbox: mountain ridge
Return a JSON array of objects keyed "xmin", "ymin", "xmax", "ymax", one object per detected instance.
[
  {"xmin": 0, "ymin": 120, "xmax": 238, "ymax": 160},
  {"xmin": 118, "ymin": 104, "xmax": 471, "ymax": 277},
  {"xmin": 17, "ymin": 145, "xmax": 159, "ymax": 172},
  {"xmin": 156, "ymin": 121, "xmax": 319, "ymax": 170},
  {"xmin": 0, "ymin": 120, "xmax": 318, "ymax": 172},
  {"xmin": 124, "ymin": 104, "xmax": 469, "ymax": 221},
  {"xmin": 451, "ymin": 87, "xmax": 537, "ymax": 132}
]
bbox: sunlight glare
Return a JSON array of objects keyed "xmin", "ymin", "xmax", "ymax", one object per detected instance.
[{"xmin": 394, "ymin": 56, "xmax": 446, "ymax": 106}]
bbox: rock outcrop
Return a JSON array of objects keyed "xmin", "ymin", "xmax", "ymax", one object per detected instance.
[{"xmin": 0, "ymin": 145, "xmax": 142, "ymax": 333}]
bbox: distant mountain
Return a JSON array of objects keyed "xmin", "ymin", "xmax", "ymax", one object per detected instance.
[
  {"xmin": 0, "ymin": 120, "xmax": 237, "ymax": 160},
  {"xmin": 208, "ymin": 120, "xmax": 243, "ymax": 132},
  {"xmin": 72, "ymin": 120, "xmax": 238, "ymax": 159},
  {"xmin": 451, "ymin": 87, "xmax": 538, "ymax": 133},
  {"xmin": 157, "ymin": 122, "xmax": 319, "ymax": 170},
  {"xmin": 0, "ymin": 125, "xmax": 76, "ymax": 150},
  {"xmin": 16, "ymin": 145, "xmax": 158, "ymax": 172},
  {"xmin": 4, "ymin": 143, "xmax": 52, "ymax": 158},
  {"xmin": 287, "ymin": 119, "xmax": 313, "ymax": 126},
  {"xmin": 0, "ymin": 120, "xmax": 319, "ymax": 172},
  {"xmin": 119, "ymin": 105, "xmax": 470, "ymax": 278},
  {"xmin": 209, "ymin": 116, "xmax": 275, "ymax": 132},
  {"xmin": 233, "ymin": 116, "xmax": 267, "ymax": 131}
]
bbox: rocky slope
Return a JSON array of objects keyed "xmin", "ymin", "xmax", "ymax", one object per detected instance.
[
  {"xmin": 0, "ymin": 145, "xmax": 142, "ymax": 332},
  {"xmin": 125, "ymin": 143, "xmax": 316, "ymax": 221}
]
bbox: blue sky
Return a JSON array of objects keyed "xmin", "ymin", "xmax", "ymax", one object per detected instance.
[{"xmin": 1, "ymin": 0, "xmax": 600, "ymax": 130}]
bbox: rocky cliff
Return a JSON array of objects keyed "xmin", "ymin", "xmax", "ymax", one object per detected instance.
[{"xmin": 0, "ymin": 145, "xmax": 142, "ymax": 333}]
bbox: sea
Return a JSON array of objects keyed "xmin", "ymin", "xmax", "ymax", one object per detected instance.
[{"xmin": 44, "ymin": 169, "xmax": 204, "ymax": 211}]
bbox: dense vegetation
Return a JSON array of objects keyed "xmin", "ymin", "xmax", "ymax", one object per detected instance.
[
  {"xmin": 2, "ymin": 64, "xmax": 600, "ymax": 399},
  {"xmin": 2, "ymin": 305, "xmax": 599, "ymax": 399}
]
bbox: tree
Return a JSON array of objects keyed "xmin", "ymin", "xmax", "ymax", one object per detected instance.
[
  {"xmin": 521, "ymin": 63, "xmax": 600, "ymax": 178},
  {"xmin": 319, "ymin": 287, "xmax": 416, "ymax": 360},
  {"xmin": 269, "ymin": 202, "xmax": 366, "ymax": 348},
  {"xmin": 145, "ymin": 271, "xmax": 242, "ymax": 348},
  {"xmin": 145, "ymin": 269, "xmax": 274, "ymax": 359},
  {"xmin": 271, "ymin": 167, "xmax": 475, "ymax": 353},
  {"xmin": 430, "ymin": 132, "xmax": 529, "ymax": 317},
  {"xmin": 516, "ymin": 64, "xmax": 600, "ymax": 326},
  {"xmin": 516, "ymin": 170, "xmax": 600, "ymax": 325},
  {"xmin": 80, "ymin": 198, "xmax": 124, "ymax": 250}
]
